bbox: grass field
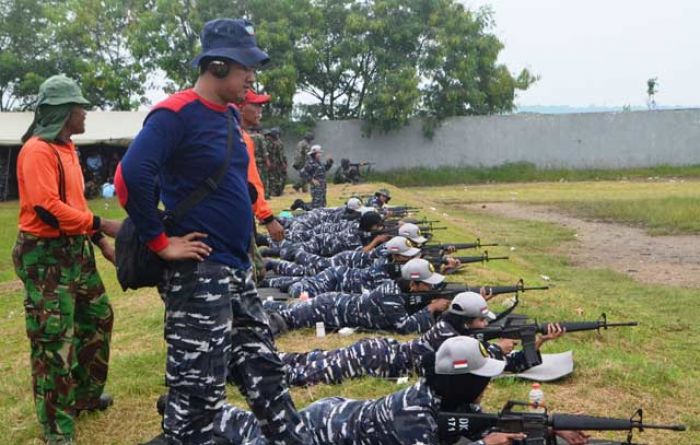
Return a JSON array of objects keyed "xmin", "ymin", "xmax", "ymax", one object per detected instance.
[
  {"xmin": 410, "ymin": 179, "xmax": 700, "ymax": 235},
  {"xmin": 365, "ymin": 162, "xmax": 700, "ymax": 187},
  {"xmin": 0, "ymin": 180, "xmax": 698, "ymax": 444}
]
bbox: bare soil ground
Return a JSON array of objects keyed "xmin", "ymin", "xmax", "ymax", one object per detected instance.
[{"xmin": 465, "ymin": 202, "xmax": 700, "ymax": 288}]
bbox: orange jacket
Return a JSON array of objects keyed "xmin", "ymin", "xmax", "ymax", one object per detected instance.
[
  {"xmin": 242, "ymin": 129, "xmax": 274, "ymax": 223},
  {"xmin": 17, "ymin": 136, "xmax": 96, "ymax": 237}
]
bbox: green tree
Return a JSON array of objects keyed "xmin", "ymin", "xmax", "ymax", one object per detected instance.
[
  {"xmin": 646, "ymin": 77, "xmax": 658, "ymax": 110},
  {"xmin": 49, "ymin": 0, "xmax": 149, "ymax": 110},
  {"xmin": 0, "ymin": 0, "xmax": 55, "ymax": 110},
  {"xmin": 418, "ymin": 2, "xmax": 536, "ymax": 134},
  {"xmin": 125, "ymin": 0, "xmax": 534, "ymax": 133},
  {"xmin": 0, "ymin": 0, "xmax": 149, "ymax": 110},
  {"xmin": 292, "ymin": 0, "xmax": 535, "ymax": 134}
]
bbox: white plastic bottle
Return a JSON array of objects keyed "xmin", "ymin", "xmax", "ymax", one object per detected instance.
[
  {"xmin": 315, "ymin": 321, "xmax": 326, "ymax": 338},
  {"xmin": 528, "ymin": 383, "xmax": 545, "ymax": 413}
]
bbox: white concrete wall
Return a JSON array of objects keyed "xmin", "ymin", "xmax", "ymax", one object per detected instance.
[{"xmin": 282, "ymin": 109, "xmax": 700, "ymax": 173}]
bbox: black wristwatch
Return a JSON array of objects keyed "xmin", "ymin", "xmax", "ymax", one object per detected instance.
[{"xmin": 91, "ymin": 232, "xmax": 105, "ymax": 244}]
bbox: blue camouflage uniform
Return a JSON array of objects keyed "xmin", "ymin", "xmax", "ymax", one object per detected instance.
[
  {"xmin": 285, "ymin": 263, "xmax": 397, "ymax": 298},
  {"xmin": 159, "ymin": 262, "xmax": 309, "ymax": 444},
  {"xmin": 270, "ymin": 245, "xmax": 386, "ymax": 277},
  {"xmin": 262, "ymin": 281, "xmax": 435, "ymax": 334},
  {"xmin": 262, "ymin": 261, "xmax": 393, "ymax": 295},
  {"xmin": 213, "ymin": 379, "xmax": 447, "ymax": 445},
  {"xmin": 284, "ymin": 220, "xmax": 358, "ymax": 243},
  {"xmin": 300, "ymin": 156, "xmax": 333, "ymax": 208},
  {"xmin": 277, "ymin": 229, "xmax": 368, "ymax": 260},
  {"xmin": 281, "ymin": 318, "xmax": 534, "ymax": 387}
]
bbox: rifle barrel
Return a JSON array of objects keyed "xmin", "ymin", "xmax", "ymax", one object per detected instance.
[
  {"xmin": 605, "ymin": 321, "xmax": 640, "ymax": 328},
  {"xmin": 537, "ymin": 320, "xmax": 638, "ymax": 334},
  {"xmin": 551, "ymin": 414, "xmax": 686, "ymax": 432}
]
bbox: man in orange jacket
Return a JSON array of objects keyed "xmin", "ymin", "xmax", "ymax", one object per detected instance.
[
  {"xmin": 13, "ymin": 75, "xmax": 121, "ymax": 445},
  {"xmin": 237, "ymin": 89, "xmax": 284, "ymax": 240},
  {"xmin": 236, "ymin": 89, "xmax": 285, "ymax": 281}
]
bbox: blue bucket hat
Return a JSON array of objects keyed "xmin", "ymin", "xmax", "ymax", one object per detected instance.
[{"xmin": 191, "ymin": 18, "xmax": 270, "ymax": 68}]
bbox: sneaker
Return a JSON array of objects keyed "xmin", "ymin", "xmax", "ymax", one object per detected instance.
[{"xmin": 75, "ymin": 393, "xmax": 113, "ymax": 415}]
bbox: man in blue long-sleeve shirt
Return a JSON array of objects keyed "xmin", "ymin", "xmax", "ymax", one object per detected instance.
[{"xmin": 115, "ymin": 18, "xmax": 310, "ymax": 445}]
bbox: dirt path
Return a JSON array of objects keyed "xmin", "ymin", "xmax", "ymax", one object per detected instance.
[{"xmin": 465, "ymin": 202, "xmax": 700, "ymax": 288}]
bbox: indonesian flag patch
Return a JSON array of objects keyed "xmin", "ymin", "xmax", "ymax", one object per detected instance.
[{"xmin": 453, "ymin": 360, "xmax": 469, "ymax": 370}]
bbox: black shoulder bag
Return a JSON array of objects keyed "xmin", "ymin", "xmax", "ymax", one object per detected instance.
[{"xmin": 115, "ymin": 111, "xmax": 235, "ymax": 291}]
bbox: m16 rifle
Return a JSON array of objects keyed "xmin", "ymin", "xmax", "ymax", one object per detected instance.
[
  {"xmin": 421, "ymin": 238, "xmax": 499, "ymax": 256},
  {"xmin": 349, "ymin": 161, "xmax": 375, "ymax": 168},
  {"xmin": 401, "ymin": 279, "xmax": 548, "ymax": 313},
  {"xmin": 468, "ymin": 313, "xmax": 638, "ymax": 369},
  {"xmin": 387, "ymin": 206, "xmax": 422, "ymax": 216},
  {"xmin": 439, "ymin": 402, "xmax": 685, "ymax": 445},
  {"xmin": 425, "ymin": 251, "xmax": 509, "ymax": 270}
]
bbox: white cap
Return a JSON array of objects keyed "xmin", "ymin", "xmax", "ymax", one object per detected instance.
[
  {"xmin": 346, "ymin": 197, "xmax": 362, "ymax": 211},
  {"xmin": 385, "ymin": 236, "xmax": 421, "ymax": 258},
  {"xmin": 401, "ymin": 258, "xmax": 444, "ymax": 285},
  {"xmin": 398, "ymin": 223, "xmax": 427, "ymax": 245},
  {"xmin": 307, "ymin": 144, "xmax": 323, "ymax": 155},
  {"xmin": 449, "ymin": 292, "xmax": 496, "ymax": 321},
  {"xmin": 435, "ymin": 336, "xmax": 505, "ymax": 377}
]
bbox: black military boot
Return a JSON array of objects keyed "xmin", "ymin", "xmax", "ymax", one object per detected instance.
[{"xmin": 75, "ymin": 393, "xmax": 113, "ymax": 415}]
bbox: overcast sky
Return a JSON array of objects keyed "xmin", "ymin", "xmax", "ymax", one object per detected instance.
[{"xmin": 462, "ymin": 0, "xmax": 700, "ymax": 107}]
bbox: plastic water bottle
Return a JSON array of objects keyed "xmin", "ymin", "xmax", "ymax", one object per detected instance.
[
  {"xmin": 528, "ymin": 383, "xmax": 545, "ymax": 413},
  {"xmin": 315, "ymin": 321, "xmax": 326, "ymax": 338}
]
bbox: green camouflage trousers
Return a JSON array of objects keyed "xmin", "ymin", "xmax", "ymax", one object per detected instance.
[
  {"xmin": 268, "ymin": 168, "xmax": 287, "ymax": 196},
  {"xmin": 12, "ymin": 233, "xmax": 113, "ymax": 443}
]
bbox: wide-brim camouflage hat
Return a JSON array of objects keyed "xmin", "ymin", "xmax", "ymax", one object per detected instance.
[{"xmin": 37, "ymin": 75, "xmax": 89, "ymax": 107}]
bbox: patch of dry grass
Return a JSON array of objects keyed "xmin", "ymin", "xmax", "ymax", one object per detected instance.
[{"xmin": 0, "ymin": 183, "xmax": 696, "ymax": 444}]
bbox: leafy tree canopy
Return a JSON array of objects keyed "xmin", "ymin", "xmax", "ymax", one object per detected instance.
[{"xmin": 1, "ymin": 0, "xmax": 535, "ymax": 135}]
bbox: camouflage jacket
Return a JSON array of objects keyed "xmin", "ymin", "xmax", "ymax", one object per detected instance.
[
  {"xmin": 250, "ymin": 130, "xmax": 268, "ymax": 169},
  {"xmin": 267, "ymin": 138, "xmax": 286, "ymax": 169},
  {"xmin": 293, "ymin": 140, "xmax": 310, "ymax": 169}
]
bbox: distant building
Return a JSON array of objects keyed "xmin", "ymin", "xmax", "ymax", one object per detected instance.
[{"xmin": 0, "ymin": 111, "xmax": 148, "ymax": 200}]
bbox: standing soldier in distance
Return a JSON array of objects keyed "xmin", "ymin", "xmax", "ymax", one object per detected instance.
[
  {"xmin": 292, "ymin": 132, "xmax": 314, "ymax": 193},
  {"xmin": 240, "ymin": 93, "xmax": 272, "ymax": 200},
  {"xmin": 300, "ymin": 144, "xmax": 333, "ymax": 208},
  {"xmin": 13, "ymin": 75, "xmax": 121, "ymax": 445},
  {"xmin": 265, "ymin": 128, "xmax": 287, "ymax": 196},
  {"xmin": 237, "ymin": 90, "xmax": 285, "ymax": 283}
]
